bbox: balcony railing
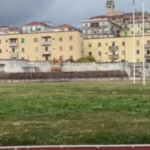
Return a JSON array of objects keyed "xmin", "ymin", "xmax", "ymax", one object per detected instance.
[
  {"xmin": 144, "ymin": 44, "xmax": 150, "ymax": 48},
  {"xmin": 10, "ymin": 52, "xmax": 18, "ymax": 58},
  {"xmin": 42, "ymin": 50, "xmax": 51, "ymax": 55},
  {"xmin": 145, "ymin": 53, "xmax": 150, "ymax": 58},
  {"xmin": 109, "ymin": 55, "xmax": 119, "ymax": 60},
  {"xmin": 109, "ymin": 46, "xmax": 119, "ymax": 51},
  {"xmin": 41, "ymin": 41, "xmax": 51, "ymax": 46},
  {"xmin": 9, "ymin": 43, "xmax": 18, "ymax": 47}
]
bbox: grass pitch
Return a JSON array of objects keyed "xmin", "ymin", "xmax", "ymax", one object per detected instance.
[{"xmin": 0, "ymin": 81, "xmax": 150, "ymax": 145}]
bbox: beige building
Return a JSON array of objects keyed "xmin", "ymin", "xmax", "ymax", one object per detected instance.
[
  {"xmin": 0, "ymin": 26, "xmax": 83, "ymax": 61},
  {"xmin": 84, "ymin": 35, "xmax": 150, "ymax": 63},
  {"xmin": 82, "ymin": 0, "xmax": 150, "ymax": 63}
]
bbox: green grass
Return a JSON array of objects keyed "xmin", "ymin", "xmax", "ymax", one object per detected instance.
[{"xmin": 0, "ymin": 81, "xmax": 150, "ymax": 145}]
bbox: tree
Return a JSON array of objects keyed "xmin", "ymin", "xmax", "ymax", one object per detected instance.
[{"xmin": 76, "ymin": 56, "xmax": 96, "ymax": 62}]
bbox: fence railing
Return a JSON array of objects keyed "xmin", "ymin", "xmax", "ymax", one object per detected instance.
[{"xmin": 0, "ymin": 71, "xmax": 128, "ymax": 82}]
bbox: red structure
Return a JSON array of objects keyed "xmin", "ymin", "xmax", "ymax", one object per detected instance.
[{"xmin": 0, "ymin": 145, "xmax": 150, "ymax": 150}]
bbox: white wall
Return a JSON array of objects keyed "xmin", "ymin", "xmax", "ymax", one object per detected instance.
[
  {"xmin": 62, "ymin": 62, "xmax": 124, "ymax": 72},
  {"xmin": 0, "ymin": 60, "xmax": 50, "ymax": 73},
  {"xmin": 22, "ymin": 25, "xmax": 51, "ymax": 33}
]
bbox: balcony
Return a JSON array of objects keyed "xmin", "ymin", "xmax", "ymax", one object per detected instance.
[
  {"xmin": 145, "ymin": 53, "xmax": 150, "ymax": 58},
  {"xmin": 41, "ymin": 40, "xmax": 51, "ymax": 46},
  {"xmin": 9, "ymin": 43, "xmax": 18, "ymax": 47},
  {"xmin": 109, "ymin": 55, "xmax": 119, "ymax": 60},
  {"xmin": 42, "ymin": 50, "xmax": 51, "ymax": 56},
  {"xmin": 109, "ymin": 46, "xmax": 119, "ymax": 51},
  {"xmin": 10, "ymin": 52, "xmax": 18, "ymax": 58},
  {"xmin": 144, "ymin": 44, "xmax": 150, "ymax": 48}
]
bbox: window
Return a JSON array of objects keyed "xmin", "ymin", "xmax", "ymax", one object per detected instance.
[
  {"xmin": 59, "ymin": 37, "xmax": 62, "ymax": 41},
  {"xmin": 59, "ymin": 46, "xmax": 63, "ymax": 51},
  {"xmin": 91, "ymin": 23, "xmax": 99, "ymax": 27},
  {"xmin": 93, "ymin": 30, "xmax": 97, "ymax": 34},
  {"xmin": 89, "ymin": 52, "xmax": 92, "ymax": 56},
  {"xmin": 21, "ymin": 38, "xmax": 25, "ymax": 43},
  {"xmin": 0, "ymin": 40, "xmax": 1, "ymax": 44},
  {"xmin": 145, "ymin": 30, "xmax": 147, "ymax": 33},
  {"xmin": 122, "ymin": 50, "xmax": 125, "ymax": 55},
  {"xmin": 98, "ymin": 42, "xmax": 101, "ymax": 47},
  {"xmin": 136, "ymin": 40, "xmax": 140, "ymax": 46},
  {"xmin": 89, "ymin": 43, "xmax": 92, "ymax": 47},
  {"xmin": 122, "ymin": 42, "xmax": 125, "ymax": 46},
  {"xmin": 45, "ymin": 47, "xmax": 48, "ymax": 51},
  {"xmin": 70, "ymin": 46, "xmax": 73, "ymax": 51},
  {"xmin": 0, "ymin": 49, "xmax": 1, "ymax": 53},
  {"xmin": 124, "ymin": 32, "xmax": 127, "ymax": 36},
  {"xmin": 112, "ymin": 42, "xmax": 115, "ymax": 46},
  {"xmin": 34, "ymin": 38, "xmax": 38, "ymax": 42},
  {"xmin": 45, "ymin": 56, "xmax": 49, "ymax": 61},
  {"xmin": 21, "ymin": 57, "xmax": 25, "ymax": 60},
  {"xmin": 137, "ymin": 59, "xmax": 140, "ymax": 62},
  {"xmin": 69, "ymin": 36, "xmax": 73, "ymax": 40},
  {"xmin": 146, "ymin": 59, "xmax": 150, "ymax": 63},
  {"xmin": 147, "ymin": 50, "xmax": 150, "ymax": 54},
  {"xmin": 12, "ymin": 49, "xmax": 15, "ymax": 52},
  {"xmin": 98, "ymin": 51, "xmax": 101, "ymax": 56},
  {"xmin": 70, "ymin": 55, "xmax": 73, "ymax": 60},
  {"xmin": 131, "ymin": 31, "xmax": 134, "ymax": 35},
  {"xmin": 147, "ymin": 40, "xmax": 150, "ymax": 44},
  {"xmin": 22, "ymin": 48, "xmax": 25, "ymax": 52},
  {"xmin": 137, "ymin": 50, "xmax": 140, "ymax": 54},
  {"xmin": 60, "ymin": 55, "xmax": 63, "ymax": 60}
]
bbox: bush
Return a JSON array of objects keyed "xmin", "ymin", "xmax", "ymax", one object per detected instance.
[{"xmin": 76, "ymin": 56, "xmax": 96, "ymax": 62}]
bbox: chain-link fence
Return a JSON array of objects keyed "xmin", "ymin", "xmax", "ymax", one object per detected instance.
[{"xmin": 0, "ymin": 70, "xmax": 128, "ymax": 83}]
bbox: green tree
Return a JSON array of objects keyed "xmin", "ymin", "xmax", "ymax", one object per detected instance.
[{"xmin": 76, "ymin": 56, "xmax": 96, "ymax": 62}]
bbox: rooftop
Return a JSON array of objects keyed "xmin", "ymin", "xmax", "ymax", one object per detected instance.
[{"xmin": 88, "ymin": 12, "xmax": 149, "ymax": 20}]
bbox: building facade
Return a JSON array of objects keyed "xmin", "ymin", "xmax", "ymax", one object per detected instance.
[
  {"xmin": 82, "ymin": 0, "xmax": 150, "ymax": 63},
  {"xmin": 82, "ymin": 0, "xmax": 150, "ymax": 38},
  {"xmin": 22, "ymin": 21, "xmax": 52, "ymax": 33},
  {"xmin": 84, "ymin": 35, "xmax": 150, "ymax": 63},
  {"xmin": 82, "ymin": 18, "xmax": 121, "ymax": 39},
  {"xmin": 0, "ymin": 30, "xmax": 83, "ymax": 61}
]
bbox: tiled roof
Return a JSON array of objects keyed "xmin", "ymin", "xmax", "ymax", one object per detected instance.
[
  {"xmin": 57, "ymin": 24, "xmax": 73, "ymax": 28},
  {"xmin": 55, "ymin": 24, "xmax": 78, "ymax": 30},
  {"xmin": 0, "ymin": 26, "xmax": 22, "ymax": 31},
  {"xmin": 24, "ymin": 21, "xmax": 43, "ymax": 26}
]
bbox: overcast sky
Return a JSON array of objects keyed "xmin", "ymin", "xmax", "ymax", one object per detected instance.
[{"xmin": 0, "ymin": 0, "xmax": 150, "ymax": 27}]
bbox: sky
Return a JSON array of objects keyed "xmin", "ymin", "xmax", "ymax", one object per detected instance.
[{"xmin": 0, "ymin": 0, "xmax": 149, "ymax": 27}]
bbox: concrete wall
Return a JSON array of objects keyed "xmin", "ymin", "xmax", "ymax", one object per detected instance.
[
  {"xmin": 62, "ymin": 62, "xmax": 125, "ymax": 72},
  {"xmin": 0, "ymin": 60, "xmax": 150, "ymax": 79},
  {"xmin": 62, "ymin": 62, "xmax": 150, "ymax": 78},
  {"xmin": 0, "ymin": 60, "xmax": 50, "ymax": 73}
]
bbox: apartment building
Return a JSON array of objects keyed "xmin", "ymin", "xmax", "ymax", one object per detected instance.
[
  {"xmin": 84, "ymin": 35, "xmax": 150, "ymax": 63},
  {"xmin": 0, "ymin": 26, "xmax": 22, "ymax": 35},
  {"xmin": 22, "ymin": 21, "xmax": 52, "ymax": 33},
  {"xmin": 0, "ymin": 26, "xmax": 83, "ymax": 61},
  {"xmin": 83, "ymin": 0, "xmax": 150, "ymax": 38},
  {"xmin": 82, "ymin": 17, "xmax": 121, "ymax": 39}
]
